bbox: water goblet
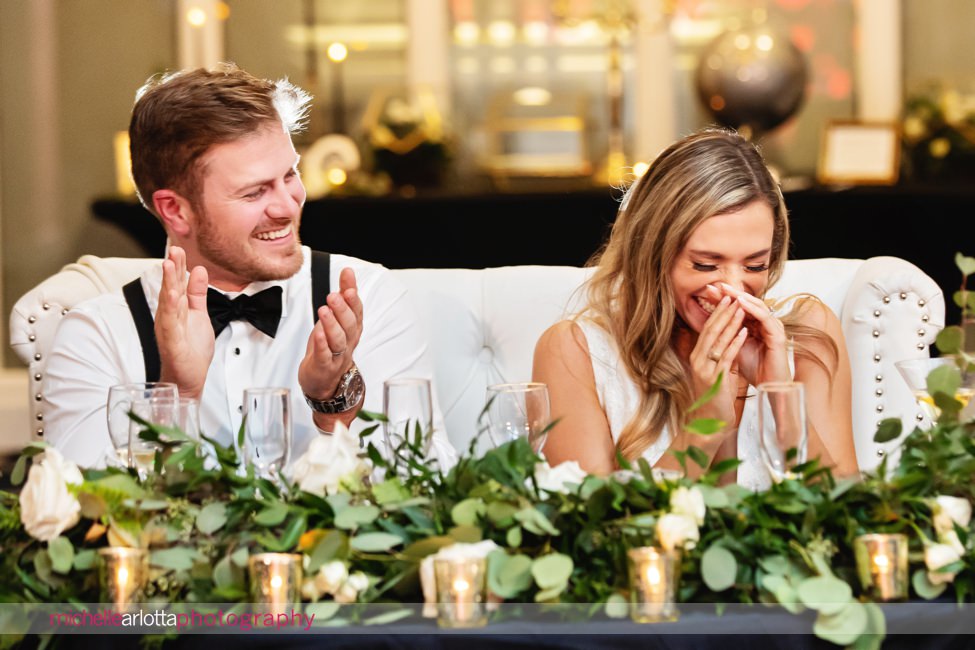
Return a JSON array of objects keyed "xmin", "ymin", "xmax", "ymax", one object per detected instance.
[
  {"xmin": 128, "ymin": 395, "xmax": 180, "ymax": 478},
  {"xmin": 243, "ymin": 387, "xmax": 292, "ymax": 480},
  {"xmin": 383, "ymin": 378, "xmax": 434, "ymax": 460},
  {"xmin": 757, "ymin": 381, "xmax": 808, "ymax": 482},
  {"xmin": 484, "ymin": 382, "xmax": 551, "ymax": 454},
  {"xmin": 106, "ymin": 382, "xmax": 178, "ymax": 469}
]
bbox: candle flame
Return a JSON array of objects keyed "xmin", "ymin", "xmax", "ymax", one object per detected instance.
[
  {"xmin": 646, "ymin": 565, "xmax": 661, "ymax": 585},
  {"xmin": 453, "ymin": 577, "xmax": 471, "ymax": 593},
  {"xmin": 117, "ymin": 566, "xmax": 129, "ymax": 588},
  {"xmin": 873, "ymin": 553, "xmax": 890, "ymax": 571}
]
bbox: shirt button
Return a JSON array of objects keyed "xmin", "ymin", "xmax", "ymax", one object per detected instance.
[{"xmin": 234, "ymin": 347, "xmax": 241, "ymax": 356}]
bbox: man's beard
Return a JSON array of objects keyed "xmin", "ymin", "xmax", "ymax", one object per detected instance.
[{"xmin": 196, "ymin": 213, "xmax": 304, "ymax": 283}]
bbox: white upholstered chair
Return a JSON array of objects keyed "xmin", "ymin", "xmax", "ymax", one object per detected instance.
[{"xmin": 9, "ymin": 255, "xmax": 944, "ymax": 472}]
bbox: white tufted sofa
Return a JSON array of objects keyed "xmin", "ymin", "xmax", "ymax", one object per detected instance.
[{"xmin": 9, "ymin": 255, "xmax": 944, "ymax": 471}]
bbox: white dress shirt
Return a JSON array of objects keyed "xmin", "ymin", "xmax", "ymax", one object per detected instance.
[{"xmin": 43, "ymin": 247, "xmax": 457, "ymax": 469}]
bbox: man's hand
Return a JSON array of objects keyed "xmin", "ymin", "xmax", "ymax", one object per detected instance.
[
  {"xmin": 298, "ymin": 267, "xmax": 364, "ymax": 400},
  {"xmin": 156, "ymin": 246, "xmax": 215, "ymax": 399}
]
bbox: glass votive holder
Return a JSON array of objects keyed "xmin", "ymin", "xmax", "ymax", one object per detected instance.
[
  {"xmin": 248, "ymin": 553, "xmax": 303, "ymax": 615},
  {"xmin": 627, "ymin": 546, "xmax": 680, "ymax": 623},
  {"xmin": 854, "ymin": 533, "xmax": 908, "ymax": 601},
  {"xmin": 98, "ymin": 547, "xmax": 149, "ymax": 611},
  {"xmin": 433, "ymin": 557, "xmax": 489, "ymax": 628}
]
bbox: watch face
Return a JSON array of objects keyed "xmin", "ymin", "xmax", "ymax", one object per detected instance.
[{"xmin": 342, "ymin": 370, "xmax": 365, "ymax": 407}]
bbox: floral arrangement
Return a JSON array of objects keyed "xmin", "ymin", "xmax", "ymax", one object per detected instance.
[
  {"xmin": 2, "ymin": 255, "xmax": 975, "ymax": 647},
  {"xmin": 901, "ymin": 89, "xmax": 975, "ymax": 182}
]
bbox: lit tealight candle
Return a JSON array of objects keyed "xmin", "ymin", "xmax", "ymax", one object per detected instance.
[
  {"xmin": 854, "ymin": 533, "xmax": 908, "ymax": 601},
  {"xmin": 434, "ymin": 557, "xmax": 488, "ymax": 628},
  {"xmin": 98, "ymin": 547, "xmax": 149, "ymax": 612},
  {"xmin": 627, "ymin": 547, "xmax": 679, "ymax": 623},
  {"xmin": 248, "ymin": 553, "xmax": 302, "ymax": 616}
]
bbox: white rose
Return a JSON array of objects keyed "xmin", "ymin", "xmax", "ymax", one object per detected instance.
[
  {"xmin": 314, "ymin": 560, "xmax": 349, "ymax": 596},
  {"xmin": 334, "ymin": 571, "xmax": 369, "ymax": 604},
  {"xmin": 420, "ymin": 540, "xmax": 500, "ymax": 618},
  {"xmin": 656, "ymin": 513, "xmax": 699, "ymax": 552},
  {"xmin": 925, "ymin": 542, "xmax": 962, "ymax": 585},
  {"xmin": 290, "ymin": 422, "xmax": 369, "ymax": 496},
  {"xmin": 669, "ymin": 486, "xmax": 706, "ymax": 526},
  {"xmin": 19, "ymin": 448, "xmax": 84, "ymax": 542},
  {"xmin": 301, "ymin": 577, "xmax": 322, "ymax": 602},
  {"xmin": 932, "ymin": 496, "xmax": 972, "ymax": 534},
  {"xmin": 533, "ymin": 461, "xmax": 587, "ymax": 494}
]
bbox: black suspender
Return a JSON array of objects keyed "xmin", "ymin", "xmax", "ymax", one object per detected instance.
[{"xmin": 123, "ymin": 250, "xmax": 332, "ymax": 382}]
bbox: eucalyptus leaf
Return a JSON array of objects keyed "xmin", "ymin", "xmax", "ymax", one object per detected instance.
[
  {"xmin": 363, "ymin": 608, "xmax": 413, "ymax": 626},
  {"xmin": 686, "ymin": 445, "xmax": 709, "ymax": 469},
  {"xmin": 956, "ymin": 252, "xmax": 975, "ymax": 277},
  {"xmin": 326, "ymin": 493, "xmax": 352, "ymax": 517},
  {"xmin": 196, "ymin": 502, "xmax": 228, "ymax": 535},
  {"xmin": 515, "ymin": 507, "xmax": 559, "ymax": 536},
  {"xmin": 47, "ymin": 537, "xmax": 74, "ymax": 575},
  {"xmin": 335, "ymin": 505, "xmax": 381, "ymax": 530},
  {"xmin": 254, "ymin": 502, "xmax": 290, "ymax": 527},
  {"xmin": 485, "ymin": 501, "xmax": 519, "ymax": 525},
  {"xmin": 350, "ymin": 532, "xmax": 404, "ymax": 552},
  {"xmin": 534, "ymin": 583, "xmax": 567, "ymax": 602},
  {"xmin": 506, "ymin": 526, "xmax": 523, "ymax": 548},
  {"xmin": 231, "ymin": 547, "xmax": 249, "ymax": 568},
  {"xmin": 701, "ymin": 544, "xmax": 737, "ymax": 592},
  {"xmin": 451, "ymin": 498, "xmax": 486, "ymax": 527},
  {"xmin": 936, "ymin": 326, "xmax": 964, "ymax": 355},
  {"xmin": 448, "ymin": 525, "xmax": 483, "ymax": 543},
  {"xmin": 813, "ymin": 601, "xmax": 868, "ymax": 646},
  {"xmin": 760, "ymin": 574, "xmax": 802, "ymax": 614},
  {"xmin": 72, "ymin": 549, "xmax": 96, "ymax": 572},
  {"xmin": 304, "ymin": 601, "xmax": 340, "ymax": 622},
  {"xmin": 872, "ymin": 419, "xmax": 903, "ymax": 444},
  {"xmin": 688, "ymin": 371, "xmax": 723, "ymax": 413},
  {"xmin": 912, "ymin": 568, "xmax": 948, "ymax": 600},
  {"xmin": 488, "ymin": 551, "xmax": 533, "ymax": 599},
  {"xmin": 797, "ymin": 575, "xmax": 853, "ymax": 615},
  {"xmin": 531, "ymin": 553, "xmax": 573, "ymax": 590},
  {"xmin": 151, "ymin": 547, "xmax": 201, "ymax": 571},
  {"xmin": 758, "ymin": 555, "xmax": 792, "ymax": 576},
  {"xmin": 213, "ymin": 555, "xmax": 243, "ymax": 590},
  {"xmin": 927, "ymin": 363, "xmax": 962, "ymax": 401},
  {"xmin": 372, "ymin": 478, "xmax": 410, "ymax": 506},
  {"xmin": 685, "ymin": 418, "xmax": 725, "ymax": 436},
  {"xmin": 696, "ymin": 484, "xmax": 730, "ymax": 509}
]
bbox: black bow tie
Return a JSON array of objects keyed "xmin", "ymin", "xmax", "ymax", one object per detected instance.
[{"xmin": 207, "ymin": 286, "xmax": 283, "ymax": 338}]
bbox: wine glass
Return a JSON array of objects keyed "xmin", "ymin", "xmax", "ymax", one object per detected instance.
[
  {"xmin": 757, "ymin": 381, "xmax": 808, "ymax": 483},
  {"xmin": 128, "ymin": 395, "xmax": 180, "ymax": 479},
  {"xmin": 484, "ymin": 382, "xmax": 551, "ymax": 454},
  {"xmin": 242, "ymin": 387, "xmax": 292, "ymax": 480},
  {"xmin": 383, "ymin": 378, "xmax": 434, "ymax": 458},
  {"xmin": 895, "ymin": 357, "xmax": 975, "ymax": 424},
  {"xmin": 106, "ymin": 382, "xmax": 178, "ymax": 470}
]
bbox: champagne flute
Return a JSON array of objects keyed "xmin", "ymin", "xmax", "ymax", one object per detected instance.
[
  {"xmin": 383, "ymin": 378, "xmax": 434, "ymax": 459},
  {"xmin": 484, "ymin": 382, "xmax": 551, "ymax": 454},
  {"xmin": 243, "ymin": 387, "xmax": 292, "ymax": 480},
  {"xmin": 106, "ymin": 382, "xmax": 178, "ymax": 469},
  {"xmin": 895, "ymin": 357, "xmax": 975, "ymax": 424},
  {"xmin": 757, "ymin": 381, "xmax": 808, "ymax": 483}
]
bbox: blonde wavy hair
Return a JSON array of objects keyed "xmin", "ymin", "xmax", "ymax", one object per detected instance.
[{"xmin": 583, "ymin": 129, "xmax": 837, "ymax": 462}]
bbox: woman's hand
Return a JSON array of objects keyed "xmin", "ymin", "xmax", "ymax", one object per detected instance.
[
  {"xmin": 707, "ymin": 283, "xmax": 791, "ymax": 388},
  {"xmin": 688, "ymin": 296, "xmax": 749, "ymax": 429}
]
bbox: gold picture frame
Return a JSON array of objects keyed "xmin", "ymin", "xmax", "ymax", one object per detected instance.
[{"xmin": 817, "ymin": 121, "xmax": 901, "ymax": 185}]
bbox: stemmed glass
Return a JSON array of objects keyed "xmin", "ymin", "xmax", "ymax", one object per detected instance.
[
  {"xmin": 895, "ymin": 357, "xmax": 975, "ymax": 424},
  {"xmin": 757, "ymin": 381, "xmax": 808, "ymax": 483},
  {"xmin": 242, "ymin": 387, "xmax": 292, "ymax": 481},
  {"xmin": 128, "ymin": 395, "xmax": 180, "ymax": 478},
  {"xmin": 106, "ymin": 382, "xmax": 178, "ymax": 471},
  {"xmin": 484, "ymin": 382, "xmax": 551, "ymax": 454},
  {"xmin": 383, "ymin": 378, "xmax": 434, "ymax": 459}
]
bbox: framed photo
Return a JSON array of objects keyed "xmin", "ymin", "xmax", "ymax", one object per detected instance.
[{"xmin": 817, "ymin": 121, "xmax": 901, "ymax": 185}]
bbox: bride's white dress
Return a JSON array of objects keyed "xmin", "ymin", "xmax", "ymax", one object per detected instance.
[{"xmin": 577, "ymin": 320, "xmax": 771, "ymax": 491}]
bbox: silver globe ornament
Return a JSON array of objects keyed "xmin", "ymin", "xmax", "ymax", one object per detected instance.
[{"xmin": 695, "ymin": 26, "xmax": 808, "ymax": 139}]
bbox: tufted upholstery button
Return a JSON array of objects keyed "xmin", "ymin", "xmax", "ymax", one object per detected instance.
[
  {"xmin": 42, "ymin": 303, "xmax": 50, "ymax": 310},
  {"xmin": 34, "ymin": 373, "xmax": 42, "ymax": 381},
  {"xmin": 36, "ymin": 428, "xmax": 44, "ymax": 437},
  {"xmin": 61, "ymin": 308, "xmax": 68, "ymax": 316},
  {"xmin": 875, "ymin": 388, "xmax": 883, "ymax": 397},
  {"xmin": 899, "ymin": 292, "xmax": 907, "ymax": 300},
  {"xmin": 872, "ymin": 330, "xmax": 880, "ymax": 338},
  {"xmin": 477, "ymin": 347, "xmax": 494, "ymax": 364},
  {"xmin": 883, "ymin": 296, "xmax": 891, "ymax": 304},
  {"xmin": 28, "ymin": 315, "xmax": 36, "ymax": 324},
  {"xmin": 875, "ymin": 374, "xmax": 882, "ymax": 382},
  {"xmin": 922, "ymin": 314, "xmax": 930, "ymax": 322},
  {"xmin": 917, "ymin": 329, "xmax": 926, "ymax": 337},
  {"xmin": 874, "ymin": 354, "xmax": 881, "ymax": 362},
  {"xmin": 34, "ymin": 353, "xmax": 41, "ymax": 361},
  {"xmin": 918, "ymin": 299, "xmax": 926, "ymax": 307},
  {"xmin": 35, "ymin": 413, "xmax": 43, "ymax": 421},
  {"xmin": 916, "ymin": 413, "xmax": 924, "ymax": 421},
  {"xmin": 873, "ymin": 310, "xmax": 881, "ymax": 318},
  {"xmin": 34, "ymin": 393, "xmax": 42, "ymax": 401},
  {"xmin": 875, "ymin": 404, "xmax": 884, "ymax": 412},
  {"xmin": 28, "ymin": 334, "xmax": 36, "ymax": 342},
  {"xmin": 876, "ymin": 449, "xmax": 885, "ymax": 457},
  {"xmin": 917, "ymin": 342, "xmax": 925, "ymax": 350}
]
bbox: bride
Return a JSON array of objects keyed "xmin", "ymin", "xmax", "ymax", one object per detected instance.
[{"xmin": 532, "ymin": 129, "xmax": 858, "ymax": 488}]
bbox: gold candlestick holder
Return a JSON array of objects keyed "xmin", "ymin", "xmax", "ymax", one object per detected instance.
[
  {"xmin": 854, "ymin": 533, "xmax": 908, "ymax": 601},
  {"xmin": 627, "ymin": 546, "xmax": 679, "ymax": 623},
  {"xmin": 98, "ymin": 547, "xmax": 149, "ymax": 611},
  {"xmin": 433, "ymin": 557, "xmax": 488, "ymax": 628},
  {"xmin": 248, "ymin": 553, "xmax": 303, "ymax": 615}
]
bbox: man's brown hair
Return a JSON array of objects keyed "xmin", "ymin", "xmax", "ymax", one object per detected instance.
[{"xmin": 129, "ymin": 62, "xmax": 311, "ymax": 216}]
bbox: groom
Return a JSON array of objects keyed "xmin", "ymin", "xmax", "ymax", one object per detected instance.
[{"xmin": 42, "ymin": 63, "xmax": 455, "ymax": 468}]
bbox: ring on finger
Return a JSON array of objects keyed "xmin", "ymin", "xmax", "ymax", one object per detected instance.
[
  {"xmin": 707, "ymin": 350, "xmax": 721, "ymax": 363},
  {"xmin": 331, "ymin": 349, "xmax": 346, "ymax": 357}
]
